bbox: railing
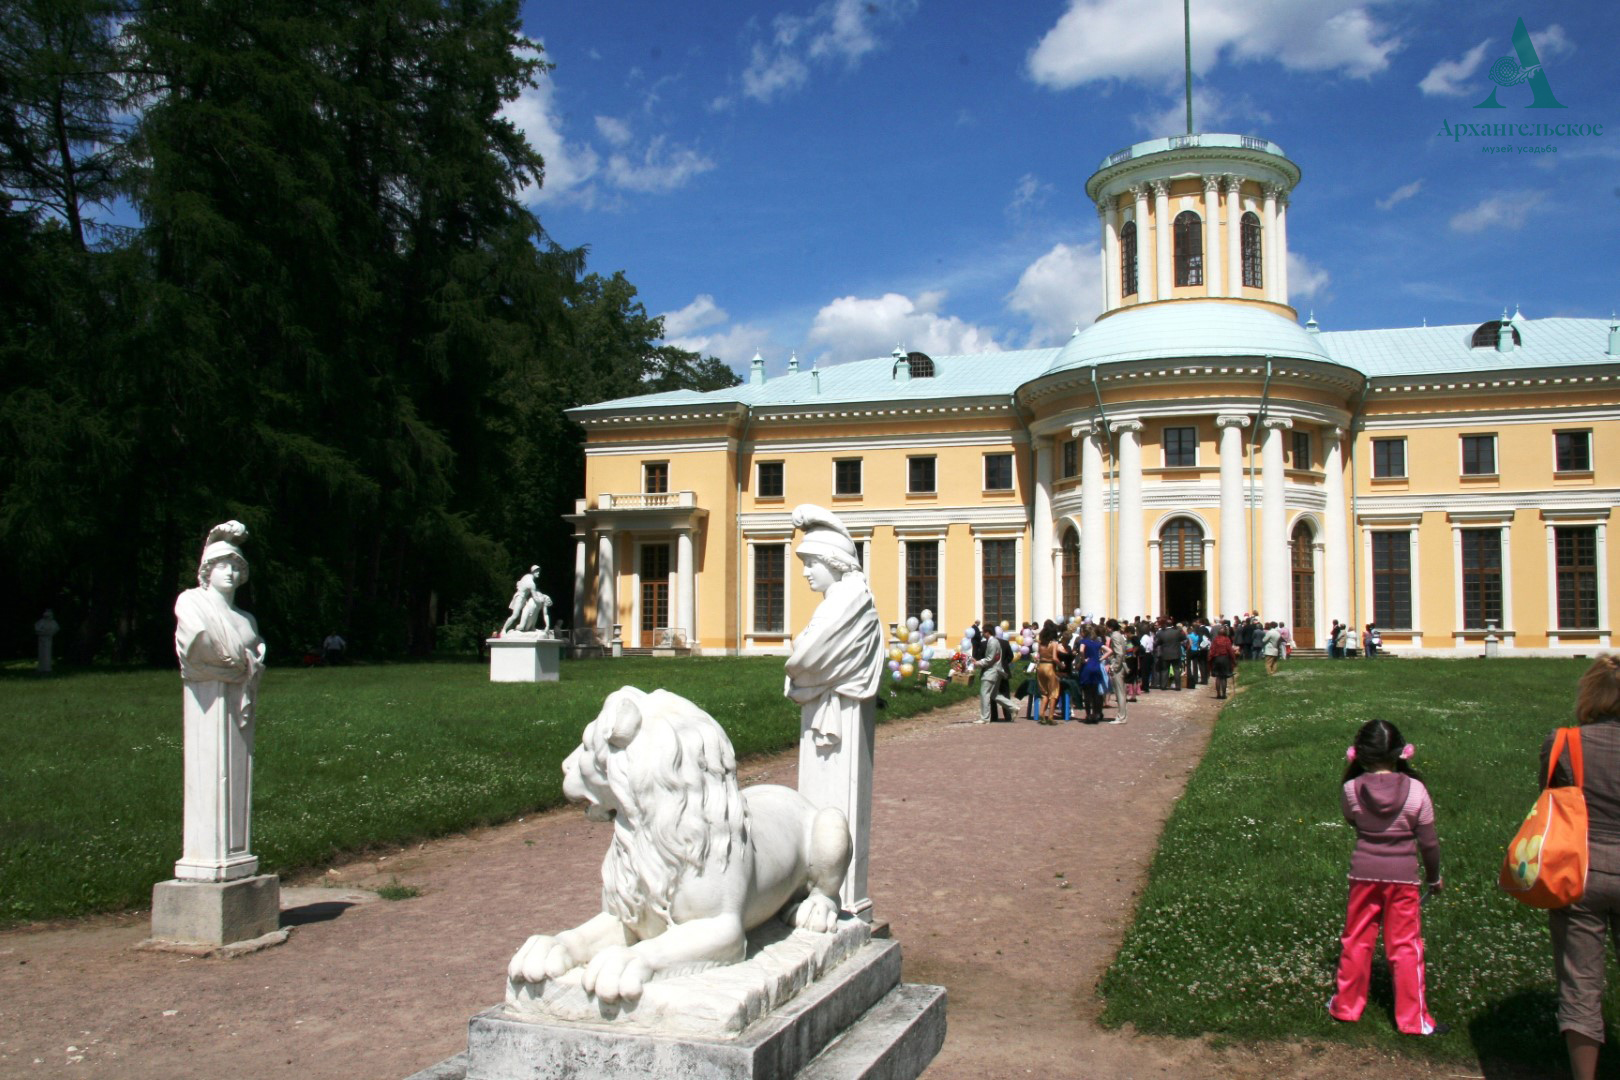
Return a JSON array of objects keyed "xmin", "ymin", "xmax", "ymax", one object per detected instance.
[
  {"xmin": 592, "ymin": 490, "xmax": 698, "ymax": 511},
  {"xmin": 1240, "ymin": 135, "xmax": 1270, "ymax": 151},
  {"xmin": 653, "ymin": 627, "xmax": 688, "ymax": 648},
  {"xmin": 1106, "ymin": 147, "xmax": 1133, "ymax": 166},
  {"xmin": 1169, "ymin": 134, "xmax": 1199, "ymax": 149}
]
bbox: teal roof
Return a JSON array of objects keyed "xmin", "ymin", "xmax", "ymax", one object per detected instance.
[
  {"xmin": 569, "ymin": 348, "xmax": 1061, "ymax": 415},
  {"xmin": 1043, "ymin": 302, "xmax": 1333, "ymax": 376},
  {"xmin": 570, "ymin": 314, "xmax": 1617, "ymax": 416},
  {"xmin": 1317, "ymin": 317, "xmax": 1615, "ymax": 377}
]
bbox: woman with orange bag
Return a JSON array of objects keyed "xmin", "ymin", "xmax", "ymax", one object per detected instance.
[{"xmin": 1546, "ymin": 655, "xmax": 1620, "ymax": 1080}]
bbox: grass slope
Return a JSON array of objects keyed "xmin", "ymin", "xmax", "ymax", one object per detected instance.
[
  {"xmin": 1099, "ymin": 657, "xmax": 1602, "ymax": 1068},
  {"xmin": 0, "ymin": 657, "xmax": 971, "ymax": 927}
]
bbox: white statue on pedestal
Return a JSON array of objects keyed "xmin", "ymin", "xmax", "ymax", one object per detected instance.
[
  {"xmin": 507, "ymin": 687, "xmax": 851, "ymax": 1005},
  {"xmin": 34, "ymin": 609, "xmax": 59, "ymax": 674},
  {"xmin": 784, "ymin": 505, "xmax": 883, "ymax": 919},
  {"xmin": 173, "ymin": 521, "xmax": 266, "ymax": 882},
  {"xmin": 499, "ymin": 564, "xmax": 552, "ymax": 637}
]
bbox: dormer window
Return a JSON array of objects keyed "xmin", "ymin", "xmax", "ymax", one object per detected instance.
[
  {"xmin": 906, "ymin": 351, "xmax": 935, "ymax": 378},
  {"xmin": 1174, "ymin": 210, "xmax": 1203, "ymax": 286},
  {"xmin": 1470, "ymin": 320, "xmax": 1520, "ymax": 348}
]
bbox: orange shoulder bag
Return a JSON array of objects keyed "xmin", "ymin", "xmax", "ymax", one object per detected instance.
[{"xmin": 1499, "ymin": 726, "xmax": 1589, "ymax": 909}]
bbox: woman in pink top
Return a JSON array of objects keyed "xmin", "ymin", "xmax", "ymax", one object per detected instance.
[{"xmin": 1327, "ymin": 719, "xmax": 1448, "ymax": 1036}]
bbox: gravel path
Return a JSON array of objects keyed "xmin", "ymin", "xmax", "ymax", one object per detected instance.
[{"xmin": 1, "ymin": 681, "xmax": 1477, "ymax": 1078}]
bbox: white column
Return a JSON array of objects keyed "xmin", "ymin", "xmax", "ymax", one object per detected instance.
[
  {"xmin": 895, "ymin": 536, "xmax": 907, "ymax": 625},
  {"xmin": 1080, "ymin": 426, "xmax": 1108, "ymax": 617},
  {"xmin": 1217, "ymin": 414, "xmax": 1251, "ymax": 618},
  {"xmin": 1203, "ymin": 538, "xmax": 1218, "ymax": 619},
  {"xmin": 1147, "ymin": 539, "xmax": 1162, "ymax": 617},
  {"xmin": 1224, "ymin": 175, "xmax": 1242, "ymax": 295},
  {"xmin": 1153, "ymin": 179, "xmax": 1173, "ymax": 299},
  {"xmin": 1276, "ymin": 193, "xmax": 1291, "ymax": 305},
  {"xmin": 676, "ymin": 528, "xmax": 695, "ymax": 646},
  {"xmin": 1451, "ymin": 522, "xmax": 1466, "ymax": 646},
  {"xmin": 1261, "ymin": 417, "xmax": 1292, "ymax": 622},
  {"xmin": 1100, "ymin": 199, "xmax": 1120, "ymax": 311},
  {"xmin": 1322, "ymin": 426, "xmax": 1350, "ymax": 633},
  {"xmin": 1032, "ymin": 438, "xmax": 1055, "ymax": 622},
  {"xmin": 1501, "ymin": 522, "xmax": 1516, "ymax": 644},
  {"xmin": 1112, "ymin": 419, "xmax": 1145, "ymax": 620},
  {"xmin": 596, "ymin": 531, "xmax": 616, "ymax": 630},
  {"xmin": 1132, "ymin": 184, "xmax": 1154, "ymax": 303},
  {"xmin": 1600, "ymin": 522, "xmax": 1612, "ymax": 647},
  {"xmin": 572, "ymin": 535, "xmax": 588, "ymax": 636},
  {"xmin": 1262, "ymin": 186, "xmax": 1280, "ymax": 304},
  {"xmin": 1409, "ymin": 527, "xmax": 1424, "ymax": 646},
  {"xmin": 1202, "ymin": 175, "xmax": 1223, "ymax": 297}
]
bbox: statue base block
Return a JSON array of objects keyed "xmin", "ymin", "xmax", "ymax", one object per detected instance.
[
  {"xmin": 406, "ymin": 926, "xmax": 944, "ymax": 1080},
  {"xmin": 148, "ymin": 874, "xmax": 281, "ymax": 947},
  {"xmin": 488, "ymin": 638, "xmax": 561, "ymax": 683}
]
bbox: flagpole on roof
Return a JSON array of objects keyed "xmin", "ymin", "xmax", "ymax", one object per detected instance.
[{"xmin": 1184, "ymin": 0, "xmax": 1194, "ymax": 134}]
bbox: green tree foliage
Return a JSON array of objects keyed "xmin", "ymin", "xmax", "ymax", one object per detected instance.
[{"xmin": 0, "ymin": 1, "xmax": 736, "ymax": 662}]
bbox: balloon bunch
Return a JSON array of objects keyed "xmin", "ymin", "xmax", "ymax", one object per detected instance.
[{"xmin": 886, "ymin": 609, "xmax": 946, "ymax": 684}]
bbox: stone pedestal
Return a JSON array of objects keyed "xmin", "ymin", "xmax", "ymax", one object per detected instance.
[
  {"xmin": 488, "ymin": 638, "xmax": 561, "ymax": 683},
  {"xmin": 406, "ymin": 921, "xmax": 944, "ymax": 1080},
  {"xmin": 150, "ymin": 874, "xmax": 281, "ymax": 946}
]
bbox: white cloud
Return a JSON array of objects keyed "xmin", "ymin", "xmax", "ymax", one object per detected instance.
[
  {"xmin": 606, "ymin": 136, "xmax": 716, "ymax": 193},
  {"xmin": 660, "ymin": 295, "xmax": 729, "ymax": 339},
  {"xmin": 500, "ymin": 63, "xmax": 600, "ymax": 205},
  {"xmin": 501, "ymin": 57, "xmax": 712, "ymax": 206},
  {"xmin": 1375, "ymin": 179, "xmax": 1422, "ymax": 210},
  {"xmin": 807, "ymin": 291, "xmax": 1002, "ymax": 364},
  {"xmin": 1027, "ymin": 0, "xmax": 1400, "ymax": 90},
  {"xmin": 594, "ymin": 115, "xmax": 632, "ymax": 147},
  {"xmin": 739, "ymin": 0, "xmax": 917, "ymax": 104},
  {"xmin": 1287, "ymin": 252, "xmax": 1331, "ymax": 301},
  {"xmin": 1449, "ymin": 191, "xmax": 1545, "ymax": 234},
  {"xmin": 1007, "ymin": 173, "xmax": 1053, "ymax": 216},
  {"xmin": 1005, "ymin": 243, "xmax": 1103, "ymax": 346},
  {"xmin": 1531, "ymin": 24, "xmax": 1573, "ymax": 59},
  {"xmin": 1419, "ymin": 40, "xmax": 1490, "ymax": 97}
]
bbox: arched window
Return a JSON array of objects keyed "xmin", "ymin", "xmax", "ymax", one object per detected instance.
[
  {"xmin": 1469, "ymin": 320, "xmax": 1521, "ymax": 348},
  {"xmin": 1161, "ymin": 519, "xmax": 1205, "ymax": 569},
  {"xmin": 1120, "ymin": 221, "xmax": 1138, "ymax": 297},
  {"xmin": 1061, "ymin": 528, "xmax": 1080, "ymax": 616},
  {"xmin": 1174, "ymin": 210, "xmax": 1202, "ymax": 287},
  {"xmin": 1241, "ymin": 211, "xmax": 1263, "ymax": 288}
]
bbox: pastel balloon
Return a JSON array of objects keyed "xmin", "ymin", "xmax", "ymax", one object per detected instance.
[{"xmin": 906, "ymin": 616, "xmax": 919, "ymax": 631}]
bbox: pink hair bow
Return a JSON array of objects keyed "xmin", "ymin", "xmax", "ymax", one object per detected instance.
[{"xmin": 1400, "ymin": 744, "xmax": 1415, "ymax": 760}]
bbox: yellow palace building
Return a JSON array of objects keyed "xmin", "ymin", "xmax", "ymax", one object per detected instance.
[{"xmin": 566, "ymin": 133, "xmax": 1618, "ymax": 657}]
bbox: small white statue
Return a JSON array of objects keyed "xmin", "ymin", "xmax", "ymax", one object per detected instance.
[
  {"xmin": 34, "ymin": 609, "xmax": 59, "ymax": 674},
  {"xmin": 507, "ymin": 687, "xmax": 851, "ymax": 1005},
  {"xmin": 500, "ymin": 564, "xmax": 552, "ymax": 636},
  {"xmin": 173, "ymin": 521, "xmax": 266, "ymax": 881},
  {"xmin": 784, "ymin": 504, "xmax": 883, "ymax": 918}
]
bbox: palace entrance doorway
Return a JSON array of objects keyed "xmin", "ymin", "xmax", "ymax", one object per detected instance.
[
  {"xmin": 639, "ymin": 543, "xmax": 670, "ymax": 647},
  {"xmin": 1290, "ymin": 522, "xmax": 1316, "ymax": 648},
  {"xmin": 1163, "ymin": 570, "xmax": 1206, "ymax": 622}
]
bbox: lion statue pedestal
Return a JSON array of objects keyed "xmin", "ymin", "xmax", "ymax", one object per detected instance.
[{"xmin": 406, "ymin": 688, "xmax": 944, "ymax": 1080}]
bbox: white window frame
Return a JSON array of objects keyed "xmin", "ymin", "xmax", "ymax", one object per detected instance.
[
  {"xmin": 1448, "ymin": 510, "xmax": 1515, "ymax": 647},
  {"xmin": 1459, "ymin": 433, "xmax": 1498, "ymax": 477}
]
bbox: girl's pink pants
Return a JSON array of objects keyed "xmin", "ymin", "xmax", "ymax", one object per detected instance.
[{"xmin": 1328, "ymin": 880, "xmax": 1438, "ymax": 1035}]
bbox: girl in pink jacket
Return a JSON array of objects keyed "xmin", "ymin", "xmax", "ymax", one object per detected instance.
[{"xmin": 1327, "ymin": 719, "xmax": 1448, "ymax": 1036}]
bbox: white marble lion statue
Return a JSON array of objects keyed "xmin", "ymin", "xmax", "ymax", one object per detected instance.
[{"xmin": 507, "ymin": 686, "xmax": 852, "ymax": 1005}]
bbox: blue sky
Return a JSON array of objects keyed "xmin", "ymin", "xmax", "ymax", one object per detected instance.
[{"xmin": 510, "ymin": 0, "xmax": 1619, "ymax": 377}]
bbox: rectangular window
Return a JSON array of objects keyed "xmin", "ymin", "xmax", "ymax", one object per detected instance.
[
  {"xmin": 753, "ymin": 544, "xmax": 785, "ymax": 634},
  {"xmin": 834, "ymin": 458, "xmax": 862, "ymax": 496},
  {"xmin": 1061, "ymin": 439, "xmax": 1078, "ymax": 479},
  {"xmin": 1461, "ymin": 434, "xmax": 1497, "ymax": 476},
  {"xmin": 1371, "ymin": 532, "xmax": 1412, "ymax": 628},
  {"xmin": 643, "ymin": 461, "xmax": 668, "ymax": 494},
  {"xmin": 1556, "ymin": 526, "xmax": 1599, "ymax": 629},
  {"xmin": 756, "ymin": 461, "xmax": 783, "ymax": 498},
  {"xmin": 1291, "ymin": 430, "xmax": 1311, "ymax": 470},
  {"xmin": 907, "ymin": 455, "xmax": 936, "ymax": 494},
  {"xmin": 905, "ymin": 541, "xmax": 938, "ymax": 623},
  {"xmin": 1163, "ymin": 426, "xmax": 1197, "ymax": 468},
  {"xmin": 984, "ymin": 453, "xmax": 1013, "ymax": 491},
  {"xmin": 982, "ymin": 539, "xmax": 1017, "ymax": 627},
  {"xmin": 1372, "ymin": 438, "xmax": 1406, "ymax": 479},
  {"xmin": 1556, "ymin": 431, "xmax": 1593, "ymax": 473},
  {"xmin": 1460, "ymin": 528, "xmax": 1503, "ymax": 629}
]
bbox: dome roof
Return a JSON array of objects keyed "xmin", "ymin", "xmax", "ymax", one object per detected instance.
[{"xmin": 1042, "ymin": 301, "xmax": 1334, "ymax": 377}]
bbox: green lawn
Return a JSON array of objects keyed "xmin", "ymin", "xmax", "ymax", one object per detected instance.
[
  {"xmin": 1099, "ymin": 657, "xmax": 1603, "ymax": 1070},
  {"xmin": 0, "ymin": 657, "xmax": 972, "ymax": 927}
]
